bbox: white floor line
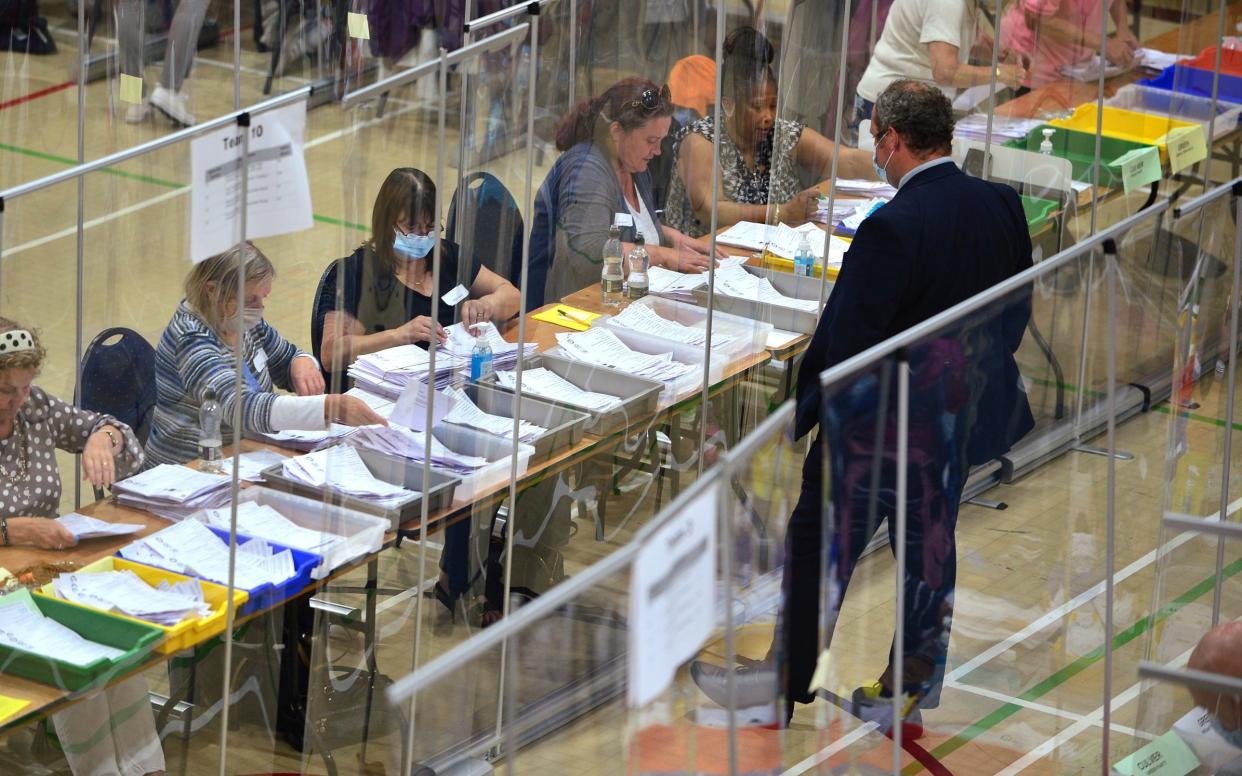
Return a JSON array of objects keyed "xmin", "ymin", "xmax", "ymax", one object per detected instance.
[
  {"xmin": 193, "ymin": 55, "xmax": 307, "ymax": 81},
  {"xmin": 949, "ymin": 495, "xmax": 1241, "ymax": 684},
  {"xmin": 995, "ymin": 646, "xmax": 1192, "ymax": 775},
  {"xmin": 781, "ymin": 720, "xmax": 880, "ymax": 776},
  {"xmin": 944, "ymin": 679, "xmax": 1156, "ymax": 742}
]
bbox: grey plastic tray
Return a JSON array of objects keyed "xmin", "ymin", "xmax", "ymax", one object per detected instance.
[
  {"xmin": 259, "ymin": 447, "xmax": 460, "ymax": 530},
  {"xmin": 476, "ymin": 353, "xmax": 664, "ymax": 437},
  {"xmin": 692, "ymin": 266, "xmax": 828, "ymax": 334},
  {"xmin": 461, "ymin": 382, "xmax": 590, "ymax": 463}
]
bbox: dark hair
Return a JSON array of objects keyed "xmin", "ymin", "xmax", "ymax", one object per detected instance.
[
  {"xmin": 722, "ymin": 26, "xmax": 776, "ymax": 108},
  {"xmin": 371, "ymin": 168, "xmax": 437, "ymax": 273},
  {"xmin": 554, "ymin": 77, "xmax": 674, "ymax": 151},
  {"xmin": 873, "ymin": 79, "xmax": 955, "ymax": 156}
]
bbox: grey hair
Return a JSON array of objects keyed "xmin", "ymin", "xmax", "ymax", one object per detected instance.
[{"xmin": 873, "ymin": 79, "xmax": 955, "ymax": 156}]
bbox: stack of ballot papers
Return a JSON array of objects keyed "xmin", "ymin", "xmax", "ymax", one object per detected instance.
[
  {"xmin": 348, "ymin": 323, "xmax": 539, "ymax": 397},
  {"xmin": 0, "ymin": 596, "xmax": 124, "ymax": 665},
  {"xmin": 954, "ymin": 113, "xmax": 1045, "ymax": 143},
  {"xmin": 119, "ymin": 519, "xmax": 298, "ymax": 590},
  {"xmin": 441, "ymin": 322, "xmax": 538, "ymax": 376},
  {"xmin": 201, "ymin": 502, "xmax": 342, "ymax": 554},
  {"xmin": 648, "ymin": 265, "xmax": 709, "ymax": 299},
  {"xmin": 251, "ymin": 426, "xmax": 351, "ymax": 451},
  {"xmin": 836, "ymin": 199, "xmax": 887, "ymax": 237},
  {"xmin": 281, "ymin": 445, "xmax": 415, "ymax": 507},
  {"xmin": 829, "ymin": 179, "xmax": 897, "ymax": 199},
  {"xmin": 112, "ymin": 465, "xmax": 231, "ymax": 521},
  {"xmin": 712, "ymin": 263, "xmax": 820, "ymax": 312},
  {"xmin": 55, "ymin": 513, "xmax": 144, "ymax": 540},
  {"xmin": 348, "ymin": 344, "xmax": 439, "ymax": 400},
  {"xmin": 52, "ymin": 570, "xmax": 212, "ymax": 626},
  {"xmin": 555, "ymin": 328, "xmax": 698, "ymax": 385},
  {"xmin": 343, "ymin": 425, "xmax": 491, "ymax": 474},
  {"xmin": 443, "ymin": 386, "xmax": 545, "ymax": 442},
  {"xmin": 608, "ymin": 302, "xmax": 737, "ymax": 349},
  {"xmin": 716, "ymin": 222, "xmax": 850, "ymax": 267},
  {"xmin": 494, "ymin": 368, "xmax": 623, "ymax": 412},
  {"xmin": 220, "ymin": 450, "xmax": 288, "ymax": 482},
  {"xmin": 816, "ymin": 196, "xmax": 867, "ymax": 224}
]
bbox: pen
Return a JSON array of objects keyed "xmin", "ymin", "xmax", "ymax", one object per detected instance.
[{"xmin": 558, "ymin": 308, "xmax": 593, "ymax": 325}]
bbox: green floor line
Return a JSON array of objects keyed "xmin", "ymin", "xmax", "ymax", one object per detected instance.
[
  {"xmin": 312, "ymin": 213, "xmax": 369, "ymax": 232},
  {"xmin": 1152, "ymin": 403, "xmax": 1242, "ymax": 433},
  {"xmin": 902, "ymin": 555, "xmax": 1242, "ymax": 774}
]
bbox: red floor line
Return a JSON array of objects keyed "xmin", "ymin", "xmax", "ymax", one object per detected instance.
[
  {"xmin": 219, "ymin": 24, "xmax": 256, "ymax": 40},
  {"xmin": 0, "ymin": 80, "xmax": 75, "ymax": 111}
]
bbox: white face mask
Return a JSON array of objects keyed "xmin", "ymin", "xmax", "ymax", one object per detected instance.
[
  {"xmin": 872, "ymin": 128, "xmax": 895, "ymax": 183},
  {"xmin": 241, "ymin": 306, "xmax": 264, "ymax": 331}
]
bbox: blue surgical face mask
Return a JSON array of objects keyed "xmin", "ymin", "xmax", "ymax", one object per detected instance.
[
  {"xmin": 1211, "ymin": 714, "xmax": 1242, "ymax": 750},
  {"xmin": 872, "ymin": 128, "xmax": 895, "ymax": 183},
  {"xmin": 393, "ymin": 229, "xmax": 435, "ymax": 260}
]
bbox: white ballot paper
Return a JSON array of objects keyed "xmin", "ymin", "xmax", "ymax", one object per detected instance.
[
  {"xmin": 343, "ymin": 424, "xmax": 490, "ymax": 474},
  {"xmin": 555, "ymin": 328, "xmax": 697, "ymax": 385},
  {"xmin": 190, "ymin": 100, "xmax": 314, "ymax": 263},
  {"xmin": 281, "ymin": 445, "xmax": 414, "ymax": 507},
  {"xmin": 55, "ymin": 513, "xmax": 145, "ymax": 540},
  {"xmin": 628, "ymin": 484, "xmax": 717, "ymax": 707},
  {"xmin": 202, "ymin": 501, "xmax": 342, "ymax": 553},
  {"xmin": 220, "ymin": 450, "xmax": 289, "ymax": 482},
  {"xmin": 119, "ymin": 519, "xmax": 297, "ymax": 590},
  {"xmin": 609, "ymin": 302, "xmax": 737, "ymax": 349},
  {"xmin": 495, "ymin": 368, "xmax": 623, "ymax": 412},
  {"xmin": 0, "ymin": 593, "xmax": 124, "ymax": 666},
  {"xmin": 442, "ymin": 386, "xmax": 546, "ymax": 442},
  {"xmin": 53, "ymin": 570, "xmax": 211, "ymax": 626},
  {"xmin": 391, "ymin": 379, "xmax": 455, "ymax": 431}
]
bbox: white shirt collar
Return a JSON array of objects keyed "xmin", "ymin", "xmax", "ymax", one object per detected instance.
[{"xmin": 898, "ymin": 156, "xmax": 956, "ymax": 190}]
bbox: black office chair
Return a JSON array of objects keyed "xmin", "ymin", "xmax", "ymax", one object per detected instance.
[
  {"xmin": 76, "ymin": 327, "xmax": 156, "ymax": 498},
  {"xmin": 310, "ymin": 259, "xmax": 342, "ymax": 390},
  {"xmin": 447, "ymin": 171, "xmax": 525, "ymax": 298}
]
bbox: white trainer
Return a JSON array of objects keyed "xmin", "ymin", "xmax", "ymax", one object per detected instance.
[
  {"xmin": 124, "ymin": 102, "xmax": 149, "ymax": 124},
  {"xmin": 149, "ymin": 85, "xmax": 195, "ymax": 127}
]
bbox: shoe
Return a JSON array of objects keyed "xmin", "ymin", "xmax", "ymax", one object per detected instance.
[
  {"xmin": 851, "ymin": 681, "xmax": 924, "ymax": 740},
  {"xmin": 690, "ymin": 660, "xmax": 780, "ymax": 710},
  {"xmin": 125, "ymin": 102, "xmax": 149, "ymax": 124},
  {"xmin": 149, "ymin": 85, "xmax": 195, "ymax": 127},
  {"xmin": 423, "ymin": 582, "xmax": 456, "ymax": 636}
]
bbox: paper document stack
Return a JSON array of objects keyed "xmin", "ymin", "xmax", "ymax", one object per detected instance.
[
  {"xmin": 836, "ymin": 199, "xmax": 887, "ymax": 237},
  {"xmin": 443, "ymin": 386, "xmax": 545, "ymax": 442},
  {"xmin": 55, "ymin": 513, "xmax": 145, "ymax": 540},
  {"xmin": 251, "ymin": 426, "xmax": 350, "ymax": 452},
  {"xmin": 348, "ymin": 344, "xmax": 440, "ymax": 400},
  {"xmin": 647, "ymin": 266, "xmax": 708, "ymax": 300},
  {"xmin": 52, "ymin": 570, "xmax": 212, "ymax": 626},
  {"xmin": 220, "ymin": 450, "xmax": 288, "ymax": 482},
  {"xmin": 343, "ymin": 425, "xmax": 491, "ymax": 474},
  {"xmin": 1061, "ymin": 55, "xmax": 1128, "ymax": 81},
  {"xmin": 0, "ymin": 596, "xmax": 124, "ymax": 665},
  {"xmin": 495, "ymin": 368, "xmax": 624, "ymax": 412},
  {"xmin": 555, "ymin": 328, "xmax": 698, "ymax": 385},
  {"xmin": 112, "ymin": 465, "xmax": 231, "ymax": 521},
  {"xmin": 441, "ymin": 322, "xmax": 537, "ymax": 376},
  {"xmin": 281, "ymin": 445, "xmax": 415, "ymax": 507},
  {"xmin": 954, "ymin": 114, "xmax": 1045, "ymax": 143},
  {"xmin": 829, "ymin": 179, "xmax": 897, "ymax": 199},
  {"xmin": 716, "ymin": 222, "xmax": 850, "ymax": 266},
  {"xmin": 609, "ymin": 302, "xmax": 737, "ymax": 349},
  {"xmin": 201, "ymin": 501, "xmax": 342, "ymax": 554},
  {"xmin": 713, "ymin": 264, "xmax": 820, "ymax": 312},
  {"xmin": 119, "ymin": 519, "xmax": 298, "ymax": 590}
]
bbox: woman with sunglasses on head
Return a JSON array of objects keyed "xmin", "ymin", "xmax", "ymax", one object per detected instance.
[
  {"xmin": 663, "ymin": 27, "xmax": 878, "ymax": 240},
  {"xmin": 528, "ymin": 77, "xmax": 725, "ymax": 310},
  {"xmin": 316, "ymin": 167, "xmax": 521, "ymax": 387}
]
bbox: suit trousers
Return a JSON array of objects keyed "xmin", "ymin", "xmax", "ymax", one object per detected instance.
[{"xmin": 116, "ymin": 0, "xmax": 211, "ymax": 92}]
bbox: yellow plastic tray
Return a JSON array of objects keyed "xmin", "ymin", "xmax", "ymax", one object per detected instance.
[
  {"xmin": 757, "ymin": 250, "xmax": 842, "ymax": 281},
  {"xmin": 35, "ymin": 557, "xmax": 248, "ymax": 654},
  {"xmin": 1049, "ymin": 104, "xmax": 1201, "ymax": 160}
]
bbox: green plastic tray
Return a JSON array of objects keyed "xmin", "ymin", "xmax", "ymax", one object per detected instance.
[
  {"xmin": 1020, "ymin": 194, "xmax": 1058, "ymax": 233},
  {"xmin": 1005, "ymin": 125, "xmax": 1156, "ymax": 189},
  {"xmin": 0, "ymin": 589, "xmax": 163, "ymax": 691}
]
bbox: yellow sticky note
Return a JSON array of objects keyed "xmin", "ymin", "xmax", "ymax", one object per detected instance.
[
  {"xmin": 0, "ymin": 695, "xmax": 30, "ymax": 725},
  {"xmin": 347, "ymin": 12, "xmax": 370, "ymax": 40},
  {"xmin": 1109, "ymin": 145, "xmax": 1162, "ymax": 194},
  {"xmin": 1166, "ymin": 125, "xmax": 1208, "ymax": 173},
  {"xmin": 531, "ymin": 304, "xmax": 601, "ymax": 332},
  {"xmin": 119, "ymin": 73, "xmax": 143, "ymax": 105},
  {"xmin": 807, "ymin": 649, "xmax": 831, "ymax": 695}
]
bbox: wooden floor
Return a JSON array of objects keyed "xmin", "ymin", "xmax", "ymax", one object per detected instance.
[{"xmin": 0, "ymin": 2, "xmax": 1236, "ymax": 774}]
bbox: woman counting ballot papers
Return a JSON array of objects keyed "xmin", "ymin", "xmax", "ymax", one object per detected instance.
[{"xmin": 0, "ymin": 317, "xmax": 164, "ymax": 776}]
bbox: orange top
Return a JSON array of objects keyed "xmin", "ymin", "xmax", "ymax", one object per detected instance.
[{"xmin": 668, "ymin": 55, "xmax": 717, "ymax": 117}]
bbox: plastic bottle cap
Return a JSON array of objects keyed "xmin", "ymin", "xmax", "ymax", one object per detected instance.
[{"xmin": 1042, "ymin": 128, "xmax": 1055, "ymax": 138}]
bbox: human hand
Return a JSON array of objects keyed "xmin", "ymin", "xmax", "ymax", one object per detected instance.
[
  {"xmin": 682, "ymin": 234, "xmax": 729, "ymax": 260},
  {"xmin": 291, "ymin": 357, "xmax": 325, "ymax": 396},
  {"xmin": 461, "ymin": 298, "xmax": 494, "ymax": 329},
  {"xmin": 82, "ymin": 429, "xmax": 120, "ymax": 489},
  {"xmin": 665, "ymin": 246, "xmax": 715, "ymax": 273},
  {"xmin": 997, "ymin": 62, "xmax": 1028, "ymax": 90},
  {"xmin": 788, "ymin": 188, "xmax": 823, "ymax": 224},
  {"xmin": 399, "ymin": 315, "xmax": 448, "ymax": 346},
  {"xmin": 324, "ymin": 395, "xmax": 389, "ymax": 427},
  {"xmin": 1106, "ymin": 36, "xmax": 1136, "ymax": 68},
  {"xmin": 9, "ymin": 517, "xmax": 77, "ymax": 550}
]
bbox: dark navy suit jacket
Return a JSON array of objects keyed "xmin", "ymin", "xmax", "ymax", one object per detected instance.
[{"xmin": 794, "ymin": 160, "xmax": 1036, "ymax": 466}]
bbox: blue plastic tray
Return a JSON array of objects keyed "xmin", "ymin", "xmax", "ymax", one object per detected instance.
[
  {"xmin": 1139, "ymin": 65, "xmax": 1242, "ymax": 105},
  {"xmin": 117, "ymin": 526, "xmax": 320, "ymax": 616}
]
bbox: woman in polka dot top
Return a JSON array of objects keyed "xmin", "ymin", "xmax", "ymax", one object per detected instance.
[{"xmin": 0, "ymin": 317, "xmax": 143, "ymax": 550}]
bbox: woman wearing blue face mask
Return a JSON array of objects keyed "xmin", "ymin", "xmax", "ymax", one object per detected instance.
[
  {"xmin": 146, "ymin": 242, "xmax": 386, "ymax": 466},
  {"xmin": 316, "ymin": 167, "xmax": 521, "ymax": 389}
]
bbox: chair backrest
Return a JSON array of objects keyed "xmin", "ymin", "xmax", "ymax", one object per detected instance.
[
  {"xmin": 310, "ymin": 259, "xmax": 338, "ymax": 389},
  {"xmin": 76, "ymin": 327, "xmax": 157, "ymax": 445},
  {"xmin": 446, "ymin": 171, "xmax": 524, "ymax": 290}
]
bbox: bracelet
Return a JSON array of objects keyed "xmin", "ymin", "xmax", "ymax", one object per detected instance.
[
  {"xmin": 101, "ymin": 427, "xmax": 119, "ymax": 451},
  {"xmin": 2, "ymin": 516, "xmax": 9, "ymax": 547}
]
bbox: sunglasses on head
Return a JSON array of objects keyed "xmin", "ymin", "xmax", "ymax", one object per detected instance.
[{"xmin": 629, "ymin": 84, "xmax": 671, "ymax": 114}]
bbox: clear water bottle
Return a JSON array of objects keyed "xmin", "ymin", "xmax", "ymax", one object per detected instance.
[
  {"xmin": 1040, "ymin": 128, "xmax": 1055, "ymax": 156},
  {"xmin": 470, "ymin": 332, "xmax": 494, "ymax": 381},
  {"xmin": 794, "ymin": 233, "xmax": 814, "ymax": 277},
  {"xmin": 625, "ymin": 235, "xmax": 650, "ymax": 300},
  {"xmin": 601, "ymin": 224, "xmax": 624, "ymax": 307},
  {"xmin": 199, "ymin": 387, "xmax": 223, "ymax": 472}
]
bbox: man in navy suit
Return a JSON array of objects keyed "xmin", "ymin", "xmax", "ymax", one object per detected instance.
[{"xmin": 694, "ymin": 79, "xmax": 1035, "ymax": 733}]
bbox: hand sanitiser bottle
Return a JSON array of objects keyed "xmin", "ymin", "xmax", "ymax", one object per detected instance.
[
  {"xmin": 470, "ymin": 329, "xmax": 494, "ymax": 380},
  {"xmin": 794, "ymin": 233, "xmax": 814, "ymax": 277},
  {"xmin": 199, "ymin": 387, "xmax": 223, "ymax": 473},
  {"xmin": 1040, "ymin": 128, "xmax": 1056, "ymax": 156}
]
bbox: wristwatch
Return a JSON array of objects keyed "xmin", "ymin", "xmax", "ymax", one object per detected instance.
[{"xmin": 101, "ymin": 427, "xmax": 119, "ymax": 451}]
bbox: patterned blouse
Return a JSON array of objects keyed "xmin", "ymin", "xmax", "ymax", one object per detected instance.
[
  {"xmin": 664, "ymin": 116, "xmax": 806, "ymax": 238},
  {"xmin": 0, "ymin": 386, "xmax": 142, "ymax": 519}
]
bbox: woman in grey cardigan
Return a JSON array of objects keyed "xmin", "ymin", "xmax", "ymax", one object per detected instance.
[{"xmin": 531, "ymin": 77, "xmax": 724, "ymax": 308}]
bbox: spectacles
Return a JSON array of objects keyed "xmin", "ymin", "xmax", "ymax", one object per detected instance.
[
  {"xmin": 395, "ymin": 222, "xmax": 439, "ymax": 237},
  {"xmin": 629, "ymin": 84, "xmax": 671, "ymax": 114}
]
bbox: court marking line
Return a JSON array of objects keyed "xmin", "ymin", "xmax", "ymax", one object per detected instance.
[
  {"xmin": 944, "ymin": 679, "xmax": 1156, "ymax": 741},
  {"xmin": 0, "ymin": 80, "xmax": 75, "ymax": 111},
  {"xmin": 903, "ymin": 554, "xmax": 1242, "ymax": 774},
  {"xmin": 0, "ymin": 141, "xmax": 183, "ymax": 189},
  {"xmin": 948, "ymin": 493, "xmax": 1242, "ymax": 684}
]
